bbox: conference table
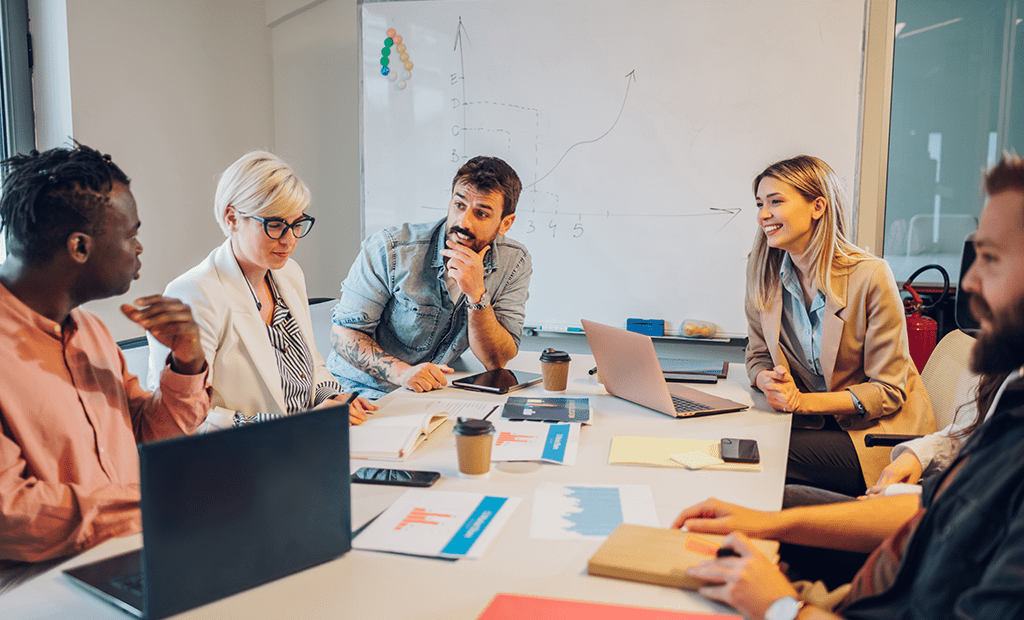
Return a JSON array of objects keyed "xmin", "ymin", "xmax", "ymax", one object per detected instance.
[{"xmin": 0, "ymin": 349, "xmax": 791, "ymax": 619}]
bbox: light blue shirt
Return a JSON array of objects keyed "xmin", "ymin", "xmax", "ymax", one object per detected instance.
[
  {"xmin": 779, "ymin": 253, "xmax": 828, "ymax": 393},
  {"xmin": 779, "ymin": 254, "xmax": 866, "ymax": 413},
  {"xmin": 327, "ymin": 219, "xmax": 532, "ymax": 398}
]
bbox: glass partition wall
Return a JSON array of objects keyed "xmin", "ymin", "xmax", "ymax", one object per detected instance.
[{"xmin": 884, "ymin": 0, "xmax": 1022, "ymax": 284}]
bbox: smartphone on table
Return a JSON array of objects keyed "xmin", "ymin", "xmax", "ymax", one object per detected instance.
[
  {"xmin": 351, "ymin": 467, "xmax": 441, "ymax": 487},
  {"xmin": 720, "ymin": 438, "xmax": 760, "ymax": 464}
]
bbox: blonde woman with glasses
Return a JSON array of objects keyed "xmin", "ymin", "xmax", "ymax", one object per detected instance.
[
  {"xmin": 746, "ymin": 155, "xmax": 934, "ymax": 497},
  {"xmin": 147, "ymin": 151, "xmax": 374, "ymax": 429}
]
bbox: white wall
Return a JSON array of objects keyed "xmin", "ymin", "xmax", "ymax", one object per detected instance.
[
  {"xmin": 268, "ymin": 0, "xmax": 362, "ymax": 301},
  {"xmin": 30, "ymin": 0, "xmax": 277, "ymax": 341},
  {"xmin": 27, "ymin": 0, "xmax": 363, "ymax": 341}
]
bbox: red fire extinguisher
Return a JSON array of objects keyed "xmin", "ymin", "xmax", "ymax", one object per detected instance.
[{"xmin": 902, "ymin": 265, "xmax": 949, "ymax": 373}]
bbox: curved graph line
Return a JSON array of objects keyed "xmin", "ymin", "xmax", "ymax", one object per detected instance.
[{"xmin": 525, "ymin": 70, "xmax": 636, "ymax": 190}]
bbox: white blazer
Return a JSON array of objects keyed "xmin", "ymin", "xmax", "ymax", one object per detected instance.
[{"xmin": 147, "ymin": 239, "xmax": 336, "ymax": 431}]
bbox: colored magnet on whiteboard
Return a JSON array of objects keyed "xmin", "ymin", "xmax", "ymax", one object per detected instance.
[
  {"xmin": 380, "ymin": 57, "xmax": 390, "ymax": 67},
  {"xmin": 403, "ymin": 70, "xmax": 412, "ymax": 80},
  {"xmin": 397, "ymin": 43, "xmax": 406, "ymax": 53},
  {"xmin": 388, "ymin": 71, "xmax": 397, "ymax": 81},
  {"xmin": 399, "ymin": 52, "xmax": 408, "ymax": 62},
  {"xmin": 387, "ymin": 28, "xmax": 396, "ymax": 37},
  {"xmin": 382, "ymin": 47, "xmax": 391, "ymax": 57},
  {"xmin": 384, "ymin": 37, "xmax": 393, "ymax": 47},
  {"xmin": 404, "ymin": 61, "xmax": 413, "ymax": 71},
  {"xmin": 381, "ymin": 66, "xmax": 390, "ymax": 76},
  {"xmin": 394, "ymin": 35, "xmax": 403, "ymax": 45},
  {"xmin": 396, "ymin": 80, "xmax": 407, "ymax": 90}
]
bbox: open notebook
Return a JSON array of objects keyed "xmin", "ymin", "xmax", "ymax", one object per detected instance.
[{"xmin": 349, "ymin": 397, "xmax": 497, "ymax": 460}]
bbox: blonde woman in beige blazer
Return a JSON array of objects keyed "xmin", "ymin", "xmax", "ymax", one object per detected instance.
[{"xmin": 746, "ymin": 155, "xmax": 935, "ymax": 494}]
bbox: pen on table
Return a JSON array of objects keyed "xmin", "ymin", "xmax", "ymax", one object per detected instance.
[
  {"xmin": 588, "ymin": 366, "xmax": 598, "ymax": 375},
  {"xmin": 483, "ymin": 405, "xmax": 500, "ymax": 420}
]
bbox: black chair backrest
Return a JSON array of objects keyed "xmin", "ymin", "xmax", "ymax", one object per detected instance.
[{"xmin": 956, "ymin": 235, "xmax": 980, "ymax": 331}]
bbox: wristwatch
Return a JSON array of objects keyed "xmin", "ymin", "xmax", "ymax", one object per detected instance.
[
  {"xmin": 765, "ymin": 596, "xmax": 805, "ymax": 620},
  {"xmin": 467, "ymin": 292, "xmax": 490, "ymax": 310}
]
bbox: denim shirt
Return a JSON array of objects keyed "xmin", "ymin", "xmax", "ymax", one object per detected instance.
[
  {"xmin": 326, "ymin": 219, "xmax": 532, "ymax": 398},
  {"xmin": 843, "ymin": 370, "xmax": 1024, "ymax": 619}
]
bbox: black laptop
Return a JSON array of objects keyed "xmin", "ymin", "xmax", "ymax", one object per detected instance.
[{"xmin": 64, "ymin": 404, "xmax": 352, "ymax": 619}]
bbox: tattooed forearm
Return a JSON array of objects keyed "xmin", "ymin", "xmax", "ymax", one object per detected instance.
[{"xmin": 330, "ymin": 325, "xmax": 402, "ymax": 386}]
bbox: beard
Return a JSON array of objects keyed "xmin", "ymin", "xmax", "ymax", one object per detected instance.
[
  {"xmin": 969, "ymin": 293, "xmax": 1024, "ymax": 374},
  {"xmin": 447, "ymin": 225, "xmax": 492, "ymax": 254}
]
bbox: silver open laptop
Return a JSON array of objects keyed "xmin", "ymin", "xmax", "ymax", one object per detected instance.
[{"xmin": 582, "ymin": 319, "xmax": 748, "ymax": 418}]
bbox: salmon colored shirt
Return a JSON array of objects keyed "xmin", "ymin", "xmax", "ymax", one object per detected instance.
[{"xmin": 0, "ymin": 282, "xmax": 210, "ymax": 562}]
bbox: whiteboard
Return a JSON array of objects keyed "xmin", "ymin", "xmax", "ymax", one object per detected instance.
[{"xmin": 359, "ymin": 0, "xmax": 868, "ymax": 337}]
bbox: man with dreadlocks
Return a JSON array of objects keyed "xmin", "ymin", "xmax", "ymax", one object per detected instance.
[{"xmin": 0, "ymin": 144, "xmax": 210, "ymax": 563}]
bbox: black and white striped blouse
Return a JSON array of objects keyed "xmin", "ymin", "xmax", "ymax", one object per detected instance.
[{"xmin": 234, "ymin": 274, "xmax": 342, "ymax": 426}]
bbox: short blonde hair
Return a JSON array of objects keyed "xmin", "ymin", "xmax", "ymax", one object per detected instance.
[
  {"xmin": 214, "ymin": 151, "xmax": 310, "ymax": 236},
  {"xmin": 746, "ymin": 155, "xmax": 869, "ymax": 310}
]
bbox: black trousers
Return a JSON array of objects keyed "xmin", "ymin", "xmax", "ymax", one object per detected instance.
[{"xmin": 786, "ymin": 417, "xmax": 867, "ymax": 497}]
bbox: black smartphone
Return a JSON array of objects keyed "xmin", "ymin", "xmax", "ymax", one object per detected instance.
[
  {"xmin": 351, "ymin": 467, "xmax": 441, "ymax": 487},
  {"xmin": 720, "ymin": 438, "xmax": 760, "ymax": 464}
]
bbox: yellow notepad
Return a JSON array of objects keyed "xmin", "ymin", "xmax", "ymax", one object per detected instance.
[{"xmin": 608, "ymin": 436, "xmax": 761, "ymax": 472}]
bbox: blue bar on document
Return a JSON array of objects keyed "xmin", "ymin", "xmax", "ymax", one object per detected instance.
[
  {"xmin": 541, "ymin": 424, "xmax": 570, "ymax": 462},
  {"xmin": 441, "ymin": 496, "xmax": 508, "ymax": 556}
]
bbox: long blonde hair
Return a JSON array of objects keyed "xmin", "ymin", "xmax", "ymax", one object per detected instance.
[{"xmin": 747, "ymin": 155, "xmax": 868, "ymax": 310}]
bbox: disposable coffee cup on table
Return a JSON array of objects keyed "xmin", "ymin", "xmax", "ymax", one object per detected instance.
[
  {"xmin": 453, "ymin": 417, "xmax": 495, "ymax": 477},
  {"xmin": 540, "ymin": 348, "xmax": 571, "ymax": 392}
]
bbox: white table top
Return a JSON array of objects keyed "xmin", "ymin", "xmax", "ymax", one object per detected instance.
[{"xmin": 0, "ymin": 351, "xmax": 790, "ymax": 619}]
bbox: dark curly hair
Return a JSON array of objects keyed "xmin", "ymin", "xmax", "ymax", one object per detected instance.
[
  {"xmin": 451, "ymin": 156, "xmax": 522, "ymax": 218},
  {"xmin": 0, "ymin": 142, "xmax": 130, "ymax": 264}
]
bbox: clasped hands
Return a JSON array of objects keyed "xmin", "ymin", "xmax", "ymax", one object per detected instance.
[{"xmin": 757, "ymin": 365, "xmax": 804, "ymax": 414}]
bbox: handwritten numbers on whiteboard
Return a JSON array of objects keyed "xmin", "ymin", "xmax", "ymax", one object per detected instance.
[
  {"xmin": 526, "ymin": 220, "xmax": 536, "ymax": 234},
  {"xmin": 573, "ymin": 222, "xmax": 584, "ymax": 238}
]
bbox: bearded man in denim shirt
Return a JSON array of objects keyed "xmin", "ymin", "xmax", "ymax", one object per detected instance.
[{"xmin": 327, "ymin": 156, "xmax": 531, "ymax": 399}]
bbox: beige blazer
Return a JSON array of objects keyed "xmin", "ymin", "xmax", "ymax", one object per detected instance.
[{"xmin": 746, "ymin": 257, "xmax": 936, "ymax": 487}]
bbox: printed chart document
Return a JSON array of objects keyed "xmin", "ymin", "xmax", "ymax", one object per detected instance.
[
  {"xmin": 349, "ymin": 397, "xmax": 495, "ymax": 460},
  {"xmin": 353, "ymin": 489, "xmax": 520, "ymax": 559},
  {"xmin": 609, "ymin": 436, "xmax": 761, "ymax": 472},
  {"xmin": 501, "ymin": 397, "xmax": 591, "ymax": 424},
  {"xmin": 490, "ymin": 420, "xmax": 580, "ymax": 465},
  {"xmin": 476, "ymin": 593, "xmax": 741, "ymax": 620},
  {"xmin": 529, "ymin": 483, "xmax": 659, "ymax": 540}
]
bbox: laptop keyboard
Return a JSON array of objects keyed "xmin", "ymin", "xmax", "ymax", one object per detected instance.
[
  {"xmin": 671, "ymin": 394, "xmax": 709, "ymax": 416},
  {"xmin": 112, "ymin": 571, "xmax": 143, "ymax": 598}
]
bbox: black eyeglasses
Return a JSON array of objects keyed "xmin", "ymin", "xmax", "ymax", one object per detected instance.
[{"xmin": 244, "ymin": 214, "xmax": 316, "ymax": 239}]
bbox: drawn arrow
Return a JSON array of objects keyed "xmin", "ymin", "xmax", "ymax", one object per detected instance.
[{"xmin": 526, "ymin": 70, "xmax": 637, "ymax": 189}]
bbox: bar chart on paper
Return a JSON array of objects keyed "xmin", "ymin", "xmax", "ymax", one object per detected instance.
[
  {"xmin": 529, "ymin": 483, "xmax": 659, "ymax": 540},
  {"xmin": 353, "ymin": 490, "xmax": 521, "ymax": 559}
]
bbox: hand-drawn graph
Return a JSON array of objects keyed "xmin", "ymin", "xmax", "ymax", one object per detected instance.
[{"xmin": 360, "ymin": 0, "xmax": 868, "ymax": 335}]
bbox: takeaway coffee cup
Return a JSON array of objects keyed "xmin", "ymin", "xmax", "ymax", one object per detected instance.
[
  {"xmin": 540, "ymin": 348, "xmax": 571, "ymax": 392},
  {"xmin": 453, "ymin": 417, "xmax": 495, "ymax": 476}
]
